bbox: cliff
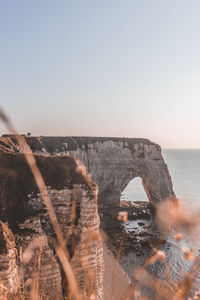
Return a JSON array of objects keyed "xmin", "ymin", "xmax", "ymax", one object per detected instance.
[
  {"xmin": 0, "ymin": 136, "xmax": 176, "ymax": 298},
  {"xmin": 0, "ymin": 136, "xmax": 175, "ymax": 231},
  {"xmin": 0, "ymin": 221, "xmax": 20, "ymax": 298},
  {"xmin": 0, "ymin": 151, "xmax": 103, "ymax": 299}
]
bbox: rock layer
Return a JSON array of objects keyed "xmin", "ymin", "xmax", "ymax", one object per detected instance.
[
  {"xmin": 0, "ymin": 136, "xmax": 176, "ymax": 298},
  {"xmin": 0, "ymin": 152, "xmax": 103, "ymax": 299},
  {"xmin": 0, "ymin": 221, "xmax": 19, "ymax": 298},
  {"xmin": 0, "ymin": 136, "xmax": 175, "ymax": 230}
]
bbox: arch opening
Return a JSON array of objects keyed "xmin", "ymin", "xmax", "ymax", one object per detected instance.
[
  {"xmin": 120, "ymin": 177, "xmax": 149, "ymax": 205},
  {"xmin": 120, "ymin": 177, "xmax": 152, "ymax": 234}
]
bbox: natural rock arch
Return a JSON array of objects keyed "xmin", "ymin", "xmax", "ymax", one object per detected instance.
[
  {"xmin": 62, "ymin": 138, "xmax": 175, "ymax": 213},
  {"xmin": 0, "ymin": 136, "xmax": 175, "ymax": 217}
]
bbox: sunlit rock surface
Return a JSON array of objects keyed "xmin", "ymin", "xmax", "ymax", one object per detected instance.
[
  {"xmin": 0, "ymin": 221, "xmax": 20, "ymax": 298},
  {"xmin": 0, "ymin": 152, "xmax": 103, "ymax": 299},
  {"xmin": 0, "ymin": 136, "xmax": 176, "ymax": 298},
  {"xmin": 0, "ymin": 136, "xmax": 175, "ymax": 230}
]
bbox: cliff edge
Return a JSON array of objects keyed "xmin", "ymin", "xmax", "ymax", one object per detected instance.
[{"xmin": 0, "ymin": 151, "xmax": 103, "ymax": 299}]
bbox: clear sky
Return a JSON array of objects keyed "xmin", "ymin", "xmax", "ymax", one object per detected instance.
[{"xmin": 1, "ymin": 1, "xmax": 200, "ymax": 148}]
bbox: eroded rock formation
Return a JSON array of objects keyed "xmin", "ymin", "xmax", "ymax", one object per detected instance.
[
  {"xmin": 0, "ymin": 136, "xmax": 176, "ymax": 298},
  {"xmin": 0, "ymin": 152, "xmax": 103, "ymax": 299},
  {"xmin": 0, "ymin": 221, "xmax": 19, "ymax": 298},
  {"xmin": 0, "ymin": 136, "xmax": 175, "ymax": 229}
]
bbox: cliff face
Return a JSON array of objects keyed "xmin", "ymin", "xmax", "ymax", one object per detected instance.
[
  {"xmin": 0, "ymin": 221, "xmax": 19, "ymax": 298},
  {"xmin": 0, "ymin": 136, "xmax": 175, "ymax": 298},
  {"xmin": 0, "ymin": 152, "xmax": 103, "ymax": 299},
  {"xmin": 0, "ymin": 136, "xmax": 175, "ymax": 230},
  {"xmin": 64, "ymin": 139, "xmax": 174, "ymax": 209}
]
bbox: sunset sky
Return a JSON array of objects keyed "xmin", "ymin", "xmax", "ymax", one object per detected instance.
[{"xmin": 1, "ymin": 1, "xmax": 200, "ymax": 148}]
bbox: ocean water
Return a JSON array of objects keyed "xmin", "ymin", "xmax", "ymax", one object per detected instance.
[
  {"xmin": 121, "ymin": 149, "xmax": 200, "ymax": 211},
  {"xmin": 120, "ymin": 149, "xmax": 200, "ymax": 295}
]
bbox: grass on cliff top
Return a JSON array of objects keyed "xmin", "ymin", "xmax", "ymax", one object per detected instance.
[{"xmin": 0, "ymin": 135, "xmax": 159, "ymax": 154}]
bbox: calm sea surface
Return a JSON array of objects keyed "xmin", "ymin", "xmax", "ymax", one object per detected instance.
[
  {"xmin": 121, "ymin": 149, "xmax": 200, "ymax": 211},
  {"xmin": 121, "ymin": 149, "xmax": 200, "ymax": 294}
]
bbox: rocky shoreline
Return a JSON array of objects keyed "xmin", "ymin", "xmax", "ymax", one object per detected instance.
[{"xmin": 105, "ymin": 200, "xmax": 166, "ymax": 280}]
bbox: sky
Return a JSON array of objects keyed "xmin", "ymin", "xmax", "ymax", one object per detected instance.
[{"xmin": 1, "ymin": 1, "xmax": 200, "ymax": 148}]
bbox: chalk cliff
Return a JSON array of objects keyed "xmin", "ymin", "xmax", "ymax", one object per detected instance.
[
  {"xmin": 0, "ymin": 136, "xmax": 176, "ymax": 298},
  {"xmin": 0, "ymin": 151, "xmax": 103, "ymax": 299},
  {"xmin": 0, "ymin": 136, "xmax": 175, "ymax": 229},
  {"xmin": 0, "ymin": 221, "xmax": 19, "ymax": 298}
]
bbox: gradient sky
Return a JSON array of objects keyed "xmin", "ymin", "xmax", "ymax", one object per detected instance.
[{"xmin": 1, "ymin": 1, "xmax": 200, "ymax": 148}]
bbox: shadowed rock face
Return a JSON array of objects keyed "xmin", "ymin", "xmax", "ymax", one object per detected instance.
[
  {"xmin": 0, "ymin": 136, "xmax": 175, "ymax": 224},
  {"xmin": 0, "ymin": 152, "xmax": 103, "ymax": 299}
]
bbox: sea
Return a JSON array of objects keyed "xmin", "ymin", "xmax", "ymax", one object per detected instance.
[{"xmin": 120, "ymin": 149, "xmax": 200, "ymax": 296}]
